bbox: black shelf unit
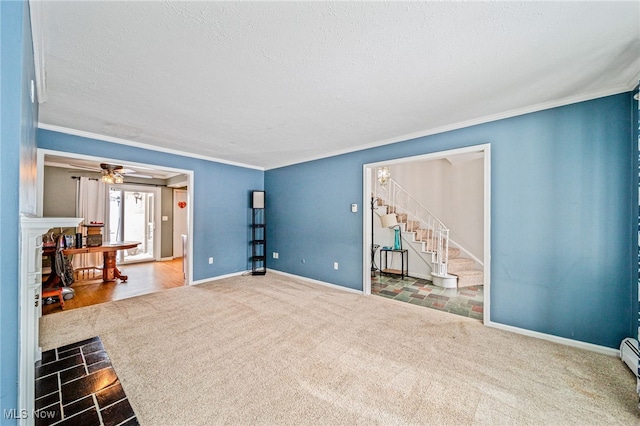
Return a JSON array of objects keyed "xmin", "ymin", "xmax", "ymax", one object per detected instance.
[{"xmin": 251, "ymin": 191, "xmax": 266, "ymax": 275}]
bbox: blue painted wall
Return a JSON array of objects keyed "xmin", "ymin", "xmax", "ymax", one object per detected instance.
[
  {"xmin": 0, "ymin": 1, "xmax": 38, "ymax": 422},
  {"xmin": 37, "ymin": 130, "xmax": 264, "ymax": 281},
  {"xmin": 266, "ymin": 93, "xmax": 635, "ymax": 349}
]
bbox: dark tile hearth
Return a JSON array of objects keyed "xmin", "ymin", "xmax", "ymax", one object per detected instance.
[{"xmin": 34, "ymin": 336, "xmax": 138, "ymax": 426}]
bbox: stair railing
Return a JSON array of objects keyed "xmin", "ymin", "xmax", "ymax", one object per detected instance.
[{"xmin": 375, "ymin": 178, "xmax": 450, "ymax": 276}]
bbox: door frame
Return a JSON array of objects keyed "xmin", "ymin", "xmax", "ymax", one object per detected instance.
[
  {"xmin": 36, "ymin": 148, "xmax": 195, "ymax": 286},
  {"xmin": 362, "ymin": 143, "xmax": 491, "ymax": 324},
  {"xmin": 108, "ymin": 184, "xmax": 162, "ymax": 264}
]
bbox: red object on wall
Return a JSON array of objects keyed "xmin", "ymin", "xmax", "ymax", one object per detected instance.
[{"xmin": 178, "ymin": 201, "xmax": 187, "ymax": 209}]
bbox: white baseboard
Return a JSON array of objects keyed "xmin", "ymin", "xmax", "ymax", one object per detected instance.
[
  {"xmin": 406, "ymin": 272, "xmax": 431, "ymax": 281},
  {"xmin": 191, "ymin": 270, "xmax": 249, "ymax": 285},
  {"xmin": 485, "ymin": 320, "xmax": 619, "ymax": 357},
  {"xmin": 269, "ymin": 269, "xmax": 363, "ymax": 295}
]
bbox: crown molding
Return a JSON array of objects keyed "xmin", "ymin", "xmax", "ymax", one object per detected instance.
[
  {"xmin": 265, "ymin": 85, "xmax": 634, "ymax": 170},
  {"xmin": 37, "ymin": 123, "xmax": 264, "ymax": 171},
  {"xmin": 624, "ymin": 69, "xmax": 640, "ymax": 91},
  {"xmin": 38, "ymin": 85, "xmax": 633, "ymax": 172}
]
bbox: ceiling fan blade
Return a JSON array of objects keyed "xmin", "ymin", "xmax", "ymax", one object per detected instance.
[
  {"xmin": 124, "ymin": 173, "xmax": 153, "ymax": 179},
  {"xmin": 67, "ymin": 163, "xmax": 102, "ymax": 172},
  {"xmin": 100, "ymin": 163, "xmax": 124, "ymax": 171}
]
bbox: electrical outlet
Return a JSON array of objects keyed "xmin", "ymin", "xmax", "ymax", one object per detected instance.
[
  {"xmin": 334, "ymin": 262, "xmax": 339, "ymax": 270},
  {"xmin": 208, "ymin": 257, "xmax": 213, "ymax": 264},
  {"xmin": 273, "ymin": 252, "xmax": 279, "ymax": 259}
]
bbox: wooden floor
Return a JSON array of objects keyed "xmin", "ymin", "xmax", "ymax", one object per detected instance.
[{"xmin": 42, "ymin": 258, "xmax": 185, "ymax": 315}]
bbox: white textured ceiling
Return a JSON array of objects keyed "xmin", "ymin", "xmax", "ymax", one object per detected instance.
[{"xmin": 35, "ymin": 1, "xmax": 640, "ymax": 170}]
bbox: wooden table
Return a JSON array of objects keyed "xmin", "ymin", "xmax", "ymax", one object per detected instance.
[{"xmin": 44, "ymin": 241, "xmax": 140, "ymax": 284}]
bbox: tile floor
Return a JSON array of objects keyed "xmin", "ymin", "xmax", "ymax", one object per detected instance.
[
  {"xmin": 372, "ymin": 273, "xmax": 484, "ymax": 320},
  {"xmin": 34, "ymin": 336, "xmax": 138, "ymax": 426}
]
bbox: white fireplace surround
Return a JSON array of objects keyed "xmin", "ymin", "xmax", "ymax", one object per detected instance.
[{"xmin": 19, "ymin": 216, "xmax": 82, "ymax": 425}]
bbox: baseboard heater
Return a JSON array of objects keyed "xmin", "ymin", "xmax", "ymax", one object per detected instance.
[{"xmin": 620, "ymin": 338, "xmax": 639, "ymax": 377}]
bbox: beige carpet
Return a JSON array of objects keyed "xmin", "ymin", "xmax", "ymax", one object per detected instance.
[{"xmin": 40, "ymin": 273, "xmax": 639, "ymax": 425}]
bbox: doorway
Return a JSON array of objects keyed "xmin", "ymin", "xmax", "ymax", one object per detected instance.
[
  {"xmin": 362, "ymin": 144, "xmax": 491, "ymax": 323},
  {"xmin": 173, "ymin": 189, "xmax": 188, "ymax": 258},
  {"xmin": 37, "ymin": 148, "xmax": 195, "ymax": 286},
  {"xmin": 108, "ymin": 185, "xmax": 161, "ymax": 263}
]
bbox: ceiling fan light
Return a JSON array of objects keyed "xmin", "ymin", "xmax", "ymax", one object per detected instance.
[{"xmin": 101, "ymin": 166, "xmax": 124, "ymax": 184}]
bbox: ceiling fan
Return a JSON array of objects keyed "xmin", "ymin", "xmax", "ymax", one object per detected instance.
[
  {"xmin": 67, "ymin": 162, "xmax": 153, "ymax": 181},
  {"xmin": 99, "ymin": 163, "xmax": 126, "ymax": 184}
]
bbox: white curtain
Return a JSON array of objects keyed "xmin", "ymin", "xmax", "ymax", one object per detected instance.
[{"xmin": 74, "ymin": 177, "xmax": 108, "ymax": 269}]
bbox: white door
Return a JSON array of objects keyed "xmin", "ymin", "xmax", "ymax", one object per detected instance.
[
  {"xmin": 173, "ymin": 189, "xmax": 188, "ymax": 258},
  {"xmin": 109, "ymin": 185, "xmax": 160, "ymax": 263}
]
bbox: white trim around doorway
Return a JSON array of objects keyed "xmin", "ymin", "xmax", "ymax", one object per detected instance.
[
  {"xmin": 362, "ymin": 143, "xmax": 492, "ymax": 325},
  {"xmin": 36, "ymin": 148, "xmax": 195, "ymax": 286}
]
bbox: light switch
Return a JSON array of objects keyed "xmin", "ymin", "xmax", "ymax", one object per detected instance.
[
  {"xmin": 162, "ymin": 216, "xmax": 168, "ymax": 221},
  {"xmin": 351, "ymin": 203, "xmax": 357, "ymax": 213}
]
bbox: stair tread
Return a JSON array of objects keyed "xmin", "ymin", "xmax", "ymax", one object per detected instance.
[
  {"xmin": 448, "ymin": 259, "xmax": 474, "ymax": 265},
  {"xmin": 451, "ymin": 269, "xmax": 483, "ymax": 276},
  {"xmin": 452, "ymin": 269, "xmax": 484, "ymax": 288},
  {"xmin": 449, "ymin": 257, "xmax": 473, "ymax": 261},
  {"xmin": 447, "ymin": 258, "xmax": 477, "ymax": 274}
]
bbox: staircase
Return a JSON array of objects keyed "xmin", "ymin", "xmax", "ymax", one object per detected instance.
[
  {"xmin": 374, "ymin": 178, "xmax": 483, "ymax": 288},
  {"xmin": 443, "ymin": 250, "xmax": 484, "ymax": 287}
]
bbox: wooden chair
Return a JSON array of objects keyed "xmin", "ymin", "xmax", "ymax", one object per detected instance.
[{"xmin": 41, "ymin": 287, "xmax": 64, "ymax": 310}]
